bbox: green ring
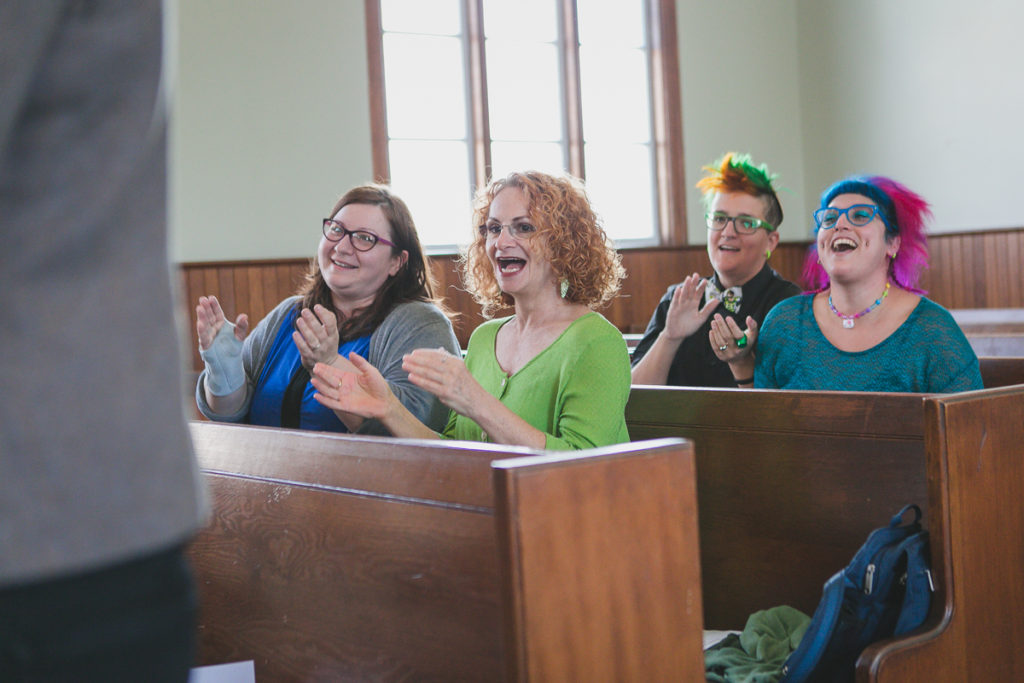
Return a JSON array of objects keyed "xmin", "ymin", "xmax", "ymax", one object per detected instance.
[{"xmin": 735, "ymin": 334, "xmax": 748, "ymax": 348}]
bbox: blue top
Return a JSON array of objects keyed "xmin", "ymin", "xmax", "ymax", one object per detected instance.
[
  {"xmin": 249, "ymin": 306, "xmax": 371, "ymax": 431},
  {"xmin": 755, "ymin": 294, "xmax": 983, "ymax": 393}
]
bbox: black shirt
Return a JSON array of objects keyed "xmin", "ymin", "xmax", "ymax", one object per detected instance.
[{"xmin": 631, "ymin": 264, "xmax": 801, "ymax": 387}]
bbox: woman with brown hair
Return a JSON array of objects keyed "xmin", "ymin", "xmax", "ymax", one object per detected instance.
[
  {"xmin": 195, "ymin": 184, "xmax": 459, "ymax": 433},
  {"xmin": 311, "ymin": 170, "xmax": 631, "ymax": 449}
]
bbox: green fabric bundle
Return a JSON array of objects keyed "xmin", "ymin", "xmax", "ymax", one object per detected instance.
[{"xmin": 705, "ymin": 605, "xmax": 810, "ymax": 683}]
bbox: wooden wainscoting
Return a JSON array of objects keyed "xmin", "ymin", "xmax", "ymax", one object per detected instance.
[{"xmin": 179, "ymin": 227, "xmax": 1024, "ymax": 368}]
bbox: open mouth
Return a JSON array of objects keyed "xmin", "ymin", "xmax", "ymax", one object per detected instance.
[
  {"xmin": 330, "ymin": 258, "xmax": 356, "ymax": 269},
  {"xmin": 830, "ymin": 237, "xmax": 857, "ymax": 253},
  {"xmin": 718, "ymin": 245, "xmax": 741, "ymax": 252},
  {"xmin": 497, "ymin": 257, "xmax": 526, "ymax": 274}
]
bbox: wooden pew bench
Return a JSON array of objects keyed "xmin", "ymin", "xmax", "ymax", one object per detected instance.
[
  {"xmin": 626, "ymin": 383, "xmax": 1024, "ymax": 681},
  {"xmin": 952, "ymin": 307, "xmax": 1024, "ymax": 356},
  {"xmin": 186, "ymin": 423, "xmax": 703, "ymax": 681},
  {"xmin": 979, "ymin": 355, "xmax": 1024, "ymax": 388}
]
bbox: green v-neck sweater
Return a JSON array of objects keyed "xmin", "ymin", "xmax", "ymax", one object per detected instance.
[{"xmin": 443, "ymin": 312, "xmax": 631, "ymax": 449}]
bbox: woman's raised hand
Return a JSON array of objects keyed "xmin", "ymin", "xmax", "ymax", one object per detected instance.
[
  {"xmin": 402, "ymin": 348, "xmax": 477, "ymax": 415},
  {"xmin": 709, "ymin": 313, "xmax": 759, "ymax": 363},
  {"xmin": 311, "ymin": 354, "xmax": 392, "ymax": 420},
  {"xmin": 196, "ymin": 295, "xmax": 249, "ymax": 350},
  {"xmin": 664, "ymin": 273, "xmax": 720, "ymax": 341},
  {"xmin": 293, "ymin": 304, "xmax": 341, "ymax": 371}
]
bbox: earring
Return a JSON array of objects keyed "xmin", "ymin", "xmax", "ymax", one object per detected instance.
[
  {"xmin": 559, "ymin": 278, "xmax": 569, "ymax": 299},
  {"xmin": 765, "ymin": 248, "xmax": 772, "ymax": 259}
]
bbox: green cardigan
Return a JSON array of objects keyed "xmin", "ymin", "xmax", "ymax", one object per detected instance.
[{"xmin": 443, "ymin": 312, "xmax": 631, "ymax": 449}]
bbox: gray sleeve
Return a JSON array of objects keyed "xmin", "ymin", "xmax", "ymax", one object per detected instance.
[
  {"xmin": 195, "ymin": 297, "xmax": 300, "ymax": 422},
  {"xmin": 359, "ymin": 301, "xmax": 461, "ymax": 435},
  {"xmin": 0, "ymin": 2, "xmax": 64, "ymax": 155}
]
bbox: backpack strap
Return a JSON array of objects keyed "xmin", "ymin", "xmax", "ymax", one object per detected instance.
[
  {"xmin": 779, "ymin": 570, "xmax": 845, "ymax": 683},
  {"xmin": 890, "ymin": 503, "xmax": 922, "ymax": 528},
  {"xmin": 894, "ymin": 530, "xmax": 933, "ymax": 635}
]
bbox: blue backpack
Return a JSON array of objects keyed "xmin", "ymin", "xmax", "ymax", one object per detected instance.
[{"xmin": 779, "ymin": 504, "xmax": 933, "ymax": 683}]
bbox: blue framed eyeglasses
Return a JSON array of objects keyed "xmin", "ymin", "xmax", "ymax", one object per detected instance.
[{"xmin": 814, "ymin": 204, "xmax": 885, "ymax": 231}]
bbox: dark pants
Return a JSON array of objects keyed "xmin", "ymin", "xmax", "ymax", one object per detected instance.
[{"xmin": 0, "ymin": 544, "xmax": 197, "ymax": 682}]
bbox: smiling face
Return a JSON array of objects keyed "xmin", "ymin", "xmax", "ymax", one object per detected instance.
[
  {"xmin": 707, "ymin": 192, "xmax": 780, "ymax": 288},
  {"xmin": 484, "ymin": 186, "xmax": 556, "ymax": 302},
  {"xmin": 317, "ymin": 202, "xmax": 408, "ymax": 314},
  {"xmin": 816, "ymin": 192, "xmax": 899, "ymax": 286}
]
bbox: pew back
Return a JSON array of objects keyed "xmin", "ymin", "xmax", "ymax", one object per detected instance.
[
  {"xmin": 860, "ymin": 384, "xmax": 1024, "ymax": 681},
  {"xmin": 187, "ymin": 422, "xmax": 702, "ymax": 681},
  {"xmin": 189, "ymin": 423, "xmax": 506, "ymax": 680},
  {"xmin": 626, "ymin": 386, "xmax": 929, "ymax": 628},
  {"xmin": 952, "ymin": 307, "xmax": 1024, "ymax": 356},
  {"xmin": 979, "ymin": 356, "xmax": 1024, "ymax": 388}
]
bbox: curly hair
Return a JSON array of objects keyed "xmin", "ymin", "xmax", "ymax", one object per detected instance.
[
  {"xmin": 461, "ymin": 171, "xmax": 624, "ymax": 319},
  {"xmin": 802, "ymin": 175, "xmax": 931, "ymax": 294},
  {"xmin": 695, "ymin": 152, "xmax": 784, "ymax": 229},
  {"xmin": 297, "ymin": 184, "xmax": 445, "ymax": 340}
]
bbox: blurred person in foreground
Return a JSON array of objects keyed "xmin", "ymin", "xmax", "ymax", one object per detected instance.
[{"xmin": 0, "ymin": 1, "xmax": 206, "ymax": 680}]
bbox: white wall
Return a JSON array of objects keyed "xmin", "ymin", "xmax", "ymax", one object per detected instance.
[
  {"xmin": 169, "ymin": 0, "xmax": 373, "ymax": 261},
  {"xmin": 795, "ymin": 0, "xmax": 1024, "ymax": 233},
  {"xmin": 676, "ymin": 0, "xmax": 809, "ymax": 244},
  {"xmin": 169, "ymin": 1, "xmax": 1023, "ymax": 262}
]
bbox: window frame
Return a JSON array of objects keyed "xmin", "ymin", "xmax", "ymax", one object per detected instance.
[{"xmin": 364, "ymin": 0, "xmax": 686, "ymax": 250}]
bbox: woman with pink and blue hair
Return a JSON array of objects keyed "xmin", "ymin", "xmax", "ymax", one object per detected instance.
[{"xmin": 713, "ymin": 175, "xmax": 982, "ymax": 392}]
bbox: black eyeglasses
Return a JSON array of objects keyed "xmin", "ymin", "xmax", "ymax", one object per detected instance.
[
  {"xmin": 705, "ymin": 212, "xmax": 775, "ymax": 234},
  {"xmin": 322, "ymin": 219, "xmax": 396, "ymax": 251}
]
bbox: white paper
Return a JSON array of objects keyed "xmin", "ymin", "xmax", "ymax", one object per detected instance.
[{"xmin": 188, "ymin": 661, "xmax": 256, "ymax": 683}]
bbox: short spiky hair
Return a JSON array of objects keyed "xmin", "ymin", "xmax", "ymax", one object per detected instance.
[
  {"xmin": 695, "ymin": 152, "xmax": 783, "ymax": 229},
  {"xmin": 802, "ymin": 175, "xmax": 931, "ymax": 294}
]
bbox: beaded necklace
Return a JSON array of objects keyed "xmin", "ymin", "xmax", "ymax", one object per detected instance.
[{"xmin": 828, "ymin": 282, "xmax": 890, "ymax": 329}]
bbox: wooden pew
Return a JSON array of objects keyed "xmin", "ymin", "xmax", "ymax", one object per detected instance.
[
  {"xmin": 859, "ymin": 384, "xmax": 1024, "ymax": 681},
  {"xmin": 952, "ymin": 307, "xmax": 1024, "ymax": 356},
  {"xmin": 979, "ymin": 355, "xmax": 1024, "ymax": 388},
  {"xmin": 626, "ymin": 387, "xmax": 929, "ymax": 628},
  {"xmin": 625, "ymin": 383, "xmax": 1024, "ymax": 681},
  {"xmin": 186, "ymin": 422, "xmax": 703, "ymax": 681}
]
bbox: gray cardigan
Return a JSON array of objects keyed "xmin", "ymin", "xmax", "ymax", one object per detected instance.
[{"xmin": 196, "ymin": 297, "xmax": 460, "ymax": 435}]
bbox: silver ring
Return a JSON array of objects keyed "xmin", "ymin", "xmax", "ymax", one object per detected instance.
[
  {"xmin": 718, "ymin": 345, "xmax": 728, "ymax": 351},
  {"xmin": 311, "ymin": 343, "xmax": 320, "ymax": 350}
]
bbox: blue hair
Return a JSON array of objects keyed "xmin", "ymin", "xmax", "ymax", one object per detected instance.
[{"xmin": 819, "ymin": 176, "xmax": 897, "ymax": 235}]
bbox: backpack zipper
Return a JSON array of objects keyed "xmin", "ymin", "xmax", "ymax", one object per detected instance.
[{"xmin": 864, "ymin": 564, "xmax": 876, "ymax": 595}]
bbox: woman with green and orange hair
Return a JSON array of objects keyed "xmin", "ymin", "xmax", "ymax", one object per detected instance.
[{"xmin": 631, "ymin": 152, "xmax": 800, "ymax": 387}]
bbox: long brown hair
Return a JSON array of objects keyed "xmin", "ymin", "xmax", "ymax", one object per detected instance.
[{"xmin": 297, "ymin": 184, "xmax": 445, "ymax": 340}]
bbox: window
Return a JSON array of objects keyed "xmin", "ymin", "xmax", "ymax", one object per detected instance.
[{"xmin": 366, "ymin": 0, "xmax": 684, "ymax": 251}]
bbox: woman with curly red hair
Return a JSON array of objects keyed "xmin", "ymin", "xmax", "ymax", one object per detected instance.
[{"xmin": 311, "ymin": 171, "xmax": 631, "ymax": 449}]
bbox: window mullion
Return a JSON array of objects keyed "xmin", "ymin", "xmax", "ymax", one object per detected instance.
[
  {"xmin": 465, "ymin": 0, "xmax": 491, "ymax": 190},
  {"xmin": 649, "ymin": 0, "xmax": 686, "ymax": 245},
  {"xmin": 559, "ymin": 0, "xmax": 585, "ymax": 179},
  {"xmin": 365, "ymin": 0, "xmax": 390, "ymax": 183}
]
